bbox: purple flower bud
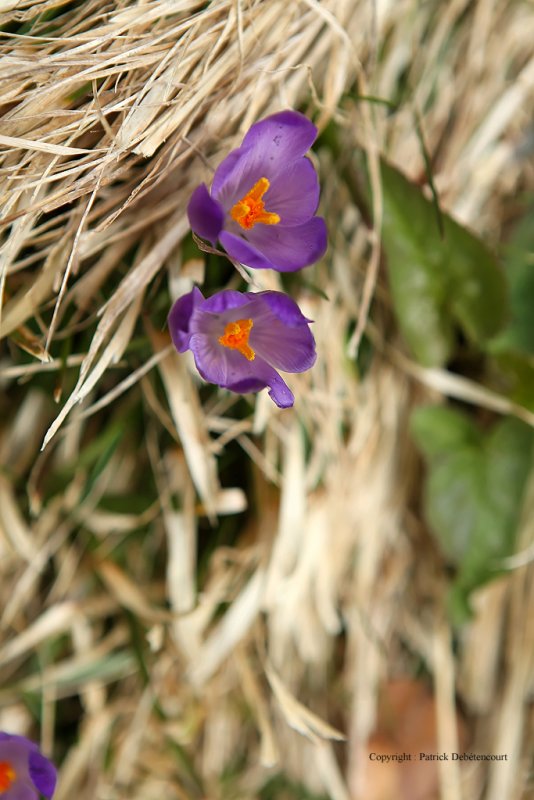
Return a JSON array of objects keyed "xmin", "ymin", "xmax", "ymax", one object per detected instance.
[
  {"xmin": 187, "ymin": 110, "xmax": 327, "ymax": 272},
  {"xmin": 0, "ymin": 733, "xmax": 57, "ymax": 799},
  {"xmin": 168, "ymin": 287, "xmax": 316, "ymax": 407}
]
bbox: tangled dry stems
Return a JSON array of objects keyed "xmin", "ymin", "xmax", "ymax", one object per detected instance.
[{"xmin": 1, "ymin": 1, "xmax": 534, "ymax": 799}]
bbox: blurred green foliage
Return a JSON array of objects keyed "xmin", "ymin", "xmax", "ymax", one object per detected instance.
[
  {"xmin": 380, "ymin": 159, "xmax": 506, "ymax": 367},
  {"xmin": 488, "ymin": 199, "xmax": 534, "ymax": 409},
  {"xmin": 491, "ymin": 201, "xmax": 534, "ymax": 357},
  {"xmin": 374, "ymin": 158, "xmax": 533, "ymax": 622},
  {"xmin": 260, "ymin": 774, "xmax": 330, "ymax": 800},
  {"xmin": 411, "ymin": 406, "xmax": 534, "ymax": 622}
]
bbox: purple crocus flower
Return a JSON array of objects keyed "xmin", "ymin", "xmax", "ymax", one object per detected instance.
[
  {"xmin": 0, "ymin": 733, "xmax": 57, "ymax": 799},
  {"xmin": 168, "ymin": 287, "xmax": 316, "ymax": 408},
  {"xmin": 187, "ymin": 110, "xmax": 327, "ymax": 272}
]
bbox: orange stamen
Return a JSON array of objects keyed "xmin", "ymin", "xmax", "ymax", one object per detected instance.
[
  {"xmin": 218, "ymin": 318, "xmax": 255, "ymax": 361},
  {"xmin": 0, "ymin": 761, "xmax": 16, "ymax": 792},
  {"xmin": 230, "ymin": 177, "xmax": 280, "ymax": 230}
]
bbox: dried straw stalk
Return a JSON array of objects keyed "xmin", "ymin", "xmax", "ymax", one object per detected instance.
[{"xmin": 1, "ymin": 1, "xmax": 533, "ymax": 799}]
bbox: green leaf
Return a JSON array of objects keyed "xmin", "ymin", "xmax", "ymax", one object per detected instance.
[
  {"xmin": 79, "ymin": 424, "xmax": 124, "ymax": 503},
  {"xmin": 491, "ymin": 350, "xmax": 534, "ymax": 411},
  {"xmin": 485, "ymin": 202, "xmax": 534, "ymax": 410},
  {"xmin": 411, "ymin": 406, "xmax": 534, "ymax": 620},
  {"xmin": 380, "ymin": 160, "xmax": 507, "ymax": 366},
  {"xmin": 0, "ymin": 653, "xmax": 137, "ymax": 703},
  {"xmin": 411, "ymin": 405, "xmax": 481, "ymax": 460},
  {"xmin": 490, "ymin": 201, "xmax": 534, "ymax": 356}
]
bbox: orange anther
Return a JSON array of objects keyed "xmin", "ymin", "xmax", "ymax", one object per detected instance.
[
  {"xmin": 0, "ymin": 761, "xmax": 16, "ymax": 792},
  {"xmin": 218, "ymin": 319, "xmax": 255, "ymax": 361},
  {"xmin": 230, "ymin": 178, "xmax": 280, "ymax": 230}
]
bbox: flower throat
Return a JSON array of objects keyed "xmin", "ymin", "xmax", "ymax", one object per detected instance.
[{"xmin": 230, "ymin": 178, "xmax": 280, "ymax": 230}]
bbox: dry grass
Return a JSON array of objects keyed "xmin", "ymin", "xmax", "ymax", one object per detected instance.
[{"xmin": 1, "ymin": 1, "xmax": 534, "ymax": 799}]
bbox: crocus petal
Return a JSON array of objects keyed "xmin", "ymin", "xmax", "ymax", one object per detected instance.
[
  {"xmin": 199, "ymin": 290, "xmax": 252, "ymax": 315},
  {"xmin": 4, "ymin": 784, "xmax": 38, "ymax": 800},
  {"xmin": 219, "ymin": 230, "xmax": 275, "ymax": 270},
  {"xmin": 240, "ymin": 110, "xmax": 317, "ymax": 168},
  {"xmin": 187, "ymin": 184, "xmax": 225, "ymax": 245},
  {"xmin": 225, "ymin": 360, "xmax": 295, "ymax": 408},
  {"xmin": 267, "ymin": 375, "xmax": 294, "ymax": 409},
  {"xmin": 189, "ymin": 333, "xmax": 254, "ymax": 388},
  {"xmin": 250, "ymin": 313, "xmax": 316, "ymax": 373},
  {"xmin": 263, "ymin": 157, "xmax": 319, "ymax": 225},
  {"xmin": 224, "ymin": 377, "xmax": 269, "ymax": 395},
  {"xmin": 28, "ymin": 751, "xmax": 56, "ymax": 799},
  {"xmin": 0, "ymin": 734, "xmax": 38, "ymax": 751},
  {"xmin": 210, "ymin": 148, "xmax": 246, "ymax": 209},
  {"xmin": 168, "ymin": 286, "xmax": 204, "ymax": 352},
  {"xmin": 244, "ymin": 216, "xmax": 327, "ymax": 271},
  {"xmin": 189, "ymin": 291, "xmax": 254, "ymax": 342},
  {"xmin": 242, "ymin": 359, "xmax": 295, "ymax": 408},
  {"xmin": 256, "ymin": 290, "xmax": 313, "ymax": 326},
  {"xmin": 212, "ymin": 110, "xmax": 317, "ymax": 209}
]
